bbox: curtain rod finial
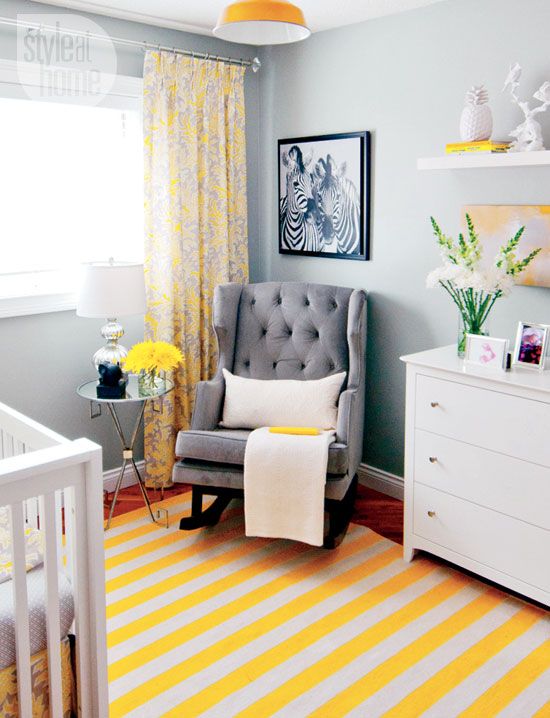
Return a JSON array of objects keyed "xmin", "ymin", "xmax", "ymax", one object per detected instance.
[{"xmin": 252, "ymin": 57, "xmax": 261, "ymax": 73}]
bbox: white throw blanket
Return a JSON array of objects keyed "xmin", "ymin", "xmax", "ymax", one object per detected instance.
[{"xmin": 244, "ymin": 427, "xmax": 335, "ymax": 546}]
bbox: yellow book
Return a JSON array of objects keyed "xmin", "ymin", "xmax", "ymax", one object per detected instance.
[
  {"xmin": 446, "ymin": 140, "xmax": 510, "ymax": 148},
  {"xmin": 445, "ymin": 140, "xmax": 510, "ymax": 153},
  {"xmin": 269, "ymin": 426, "xmax": 320, "ymax": 436},
  {"xmin": 446, "ymin": 147, "xmax": 508, "ymax": 155}
]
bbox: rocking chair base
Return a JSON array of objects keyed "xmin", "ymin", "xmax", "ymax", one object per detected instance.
[
  {"xmin": 178, "ymin": 487, "xmax": 240, "ymax": 530},
  {"xmin": 178, "ymin": 475, "xmax": 358, "ymax": 549}
]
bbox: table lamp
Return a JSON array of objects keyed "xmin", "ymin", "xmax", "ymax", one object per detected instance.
[{"xmin": 77, "ymin": 260, "xmax": 146, "ymax": 369}]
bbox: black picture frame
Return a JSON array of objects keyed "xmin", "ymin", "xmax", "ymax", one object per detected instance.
[{"xmin": 278, "ymin": 131, "xmax": 370, "ymax": 261}]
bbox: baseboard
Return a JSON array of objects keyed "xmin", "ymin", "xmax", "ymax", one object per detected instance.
[
  {"xmin": 103, "ymin": 460, "xmax": 142, "ymax": 492},
  {"xmin": 358, "ymin": 463, "xmax": 404, "ymax": 501}
]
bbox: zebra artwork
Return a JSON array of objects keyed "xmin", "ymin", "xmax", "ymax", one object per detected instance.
[
  {"xmin": 279, "ymin": 145, "xmax": 322, "ymax": 253},
  {"xmin": 313, "ymin": 155, "xmax": 361, "ymax": 255},
  {"xmin": 278, "ymin": 131, "xmax": 370, "ymax": 260}
]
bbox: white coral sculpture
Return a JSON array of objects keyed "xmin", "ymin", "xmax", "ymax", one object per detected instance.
[{"xmin": 503, "ymin": 63, "xmax": 550, "ymax": 151}]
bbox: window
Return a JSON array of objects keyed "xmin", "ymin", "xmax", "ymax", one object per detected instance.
[{"xmin": 0, "ymin": 67, "xmax": 143, "ymax": 317}]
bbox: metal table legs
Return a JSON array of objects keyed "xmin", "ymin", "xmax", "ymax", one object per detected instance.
[{"xmin": 95, "ymin": 400, "xmax": 168, "ymax": 530}]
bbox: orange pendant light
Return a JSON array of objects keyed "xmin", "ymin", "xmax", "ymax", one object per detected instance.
[{"xmin": 213, "ymin": 0, "xmax": 310, "ymax": 45}]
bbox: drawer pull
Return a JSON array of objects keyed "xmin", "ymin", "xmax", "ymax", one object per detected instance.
[
  {"xmin": 430, "ymin": 401, "xmax": 439, "ymax": 408},
  {"xmin": 428, "ymin": 456, "xmax": 438, "ymax": 464},
  {"xmin": 427, "ymin": 510, "xmax": 436, "ymax": 518}
]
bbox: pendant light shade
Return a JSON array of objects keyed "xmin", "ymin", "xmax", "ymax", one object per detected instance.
[{"xmin": 213, "ymin": 0, "xmax": 310, "ymax": 45}]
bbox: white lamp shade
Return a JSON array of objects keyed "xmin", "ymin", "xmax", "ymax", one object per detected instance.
[
  {"xmin": 213, "ymin": 19, "xmax": 309, "ymax": 44},
  {"xmin": 76, "ymin": 261, "xmax": 146, "ymax": 318}
]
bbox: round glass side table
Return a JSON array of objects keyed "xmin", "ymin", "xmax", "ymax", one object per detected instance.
[{"xmin": 77, "ymin": 374, "xmax": 174, "ymax": 530}]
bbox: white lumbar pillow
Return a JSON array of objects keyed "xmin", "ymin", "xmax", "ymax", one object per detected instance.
[{"xmin": 220, "ymin": 368, "xmax": 346, "ymax": 430}]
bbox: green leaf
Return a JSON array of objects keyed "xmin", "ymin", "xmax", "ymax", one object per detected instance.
[{"xmin": 465, "ymin": 213, "xmax": 478, "ymax": 246}]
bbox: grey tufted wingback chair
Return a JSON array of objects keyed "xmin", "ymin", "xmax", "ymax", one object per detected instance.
[{"xmin": 174, "ymin": 281, "xmax": 367, "ymax": 548}]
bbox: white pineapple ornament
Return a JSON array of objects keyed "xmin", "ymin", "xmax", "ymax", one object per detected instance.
[{"xmin": 459, "ymin": 85, "xmax": 493, "ymax": 142}]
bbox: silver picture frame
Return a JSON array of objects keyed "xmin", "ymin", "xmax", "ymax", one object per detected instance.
[{"xmin": 512, "ymin": 321, "xmax": 549, "ymax": 371}]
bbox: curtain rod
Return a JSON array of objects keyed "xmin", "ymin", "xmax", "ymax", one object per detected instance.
[{"xmin": 0, "ymin": 15, "xmax": 261, "ymax": 71}]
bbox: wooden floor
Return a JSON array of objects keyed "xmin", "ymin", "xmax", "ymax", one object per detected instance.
[{"xmin": 104, "ymin": 482, "xmax": 404, "ymax": 544}]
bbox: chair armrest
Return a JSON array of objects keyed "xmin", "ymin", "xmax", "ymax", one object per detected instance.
[
  {"xmin": 336, "ymin": 387, "xmax": 364, "ymax": 478},
  {"xmin": 336, "ymin": 388, "xmax": 353, "ymax": 445},
  {"xmin": 190, "ymin": 379, "xmax": 225, "ymax": 431},
  {"xmin": 337, "ymin": 289, "xmax": 367, "ymax": 478}
]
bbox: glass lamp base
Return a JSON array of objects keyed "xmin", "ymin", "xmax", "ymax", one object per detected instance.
[
  {"xmin": 92, "ymin": 343, "xmax": 128, "ymax": 371},
  {"xmin": 92, "ymin": 318, "xmax": 127, "ymax": 370}
]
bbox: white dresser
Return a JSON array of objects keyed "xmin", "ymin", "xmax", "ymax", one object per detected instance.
[{"xmin": 401, "ymin": 345, "xmax": 550, "ymax": 606}]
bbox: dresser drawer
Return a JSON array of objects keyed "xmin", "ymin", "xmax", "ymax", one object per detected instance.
[
  {"xmin": 414, "ymin": 430, "xmax": 550, "ymax": 530},
  {"xmin": 415, "ymin": 375, "xmax": 550, "ymax": 466},
  {"xmin": 413, "ymin": 483, "xmax": 550, "ymax": 593}
]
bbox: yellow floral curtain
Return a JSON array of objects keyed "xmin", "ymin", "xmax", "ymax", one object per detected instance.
[{"xmin": 143, "ymin": 51, "xmax": 248, "ymax": 487}]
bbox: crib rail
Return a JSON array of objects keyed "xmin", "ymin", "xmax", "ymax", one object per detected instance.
[{"xmin": 0, "ymin": 401, "xmax": 108, "ymax": 718}]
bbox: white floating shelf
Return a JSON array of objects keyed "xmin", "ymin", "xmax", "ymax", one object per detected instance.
[{"xmin": 417, "ymin": 150, "xmax": 550, "ymax": 170}]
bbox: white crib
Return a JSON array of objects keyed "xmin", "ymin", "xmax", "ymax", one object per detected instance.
[{"xmin": 0, "ymin": 401, "xmax": 108, "ymax": 717}]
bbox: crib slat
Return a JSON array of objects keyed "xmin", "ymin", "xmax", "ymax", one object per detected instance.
[
  {"xmin": 65, "ymin": 481, "xmax": 93, "ymax": 717},
  {"xmin": 64, "ymin": 487, "xmax": 75, "ymax": 588},
  {"xmin": 9, "ymin": 501, "xmax": 33, "ymax": 718},
  {"xmin": 25, "ymin": 497, "xmax": 40, "ymax": 529},
  {"xmin": 40, "ymin": 492, "xmax": 64, "ymax": 718},
  {"xmin": 55, "ymin": 490, "xmax": 64, "ymax": 575}
]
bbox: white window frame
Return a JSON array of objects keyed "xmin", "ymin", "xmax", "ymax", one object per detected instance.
[
  {"xmin": 0, "ymin": 289, "xmax": 78, "ymax": 320},
  {"xmin": 0, "ymin": 59, "xmax": 143, "ymax": 319}
]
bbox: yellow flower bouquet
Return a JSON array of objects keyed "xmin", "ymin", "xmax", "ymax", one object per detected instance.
[{"xmin": 123, "ymin": 340, "xmax": 183, "ymax": 396}]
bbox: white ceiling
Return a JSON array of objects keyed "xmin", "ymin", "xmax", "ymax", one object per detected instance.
[{"xmin": 37, "ymin": 0, "xmax": 447, "ymax": 38}]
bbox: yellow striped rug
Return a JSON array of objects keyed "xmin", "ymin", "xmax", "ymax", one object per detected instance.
[{"xmin": 105, "ymin": 492, "xmax": 550, "ymax": 718}]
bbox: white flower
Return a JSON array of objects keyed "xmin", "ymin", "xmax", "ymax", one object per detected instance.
[
  {"xmin": 451, "ymin": 266, "xmax": 515, "ymax": 294},
  {"xmin": 428, "ymin": 253, "xmax": 518, "ymax": 295},
  {"xmin": 426, "ymin": 263, "xmax": 461, "ymax": 288},
  {"xmin": 426, "ymin": 268, "xmax": 444, "ymax": 288},
  {"xmin": 454, "ymin": 269, "xmax": 484, "ymax": 291},
  {"xmin": 486, "ymin": 266, "xmax": 515, "ymax": 295}
]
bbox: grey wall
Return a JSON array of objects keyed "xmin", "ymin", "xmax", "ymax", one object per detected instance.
[
  {"xmin": 3, "ymin": 0, "xmax": 550, "ymax": 479},
  {"xmin": 0, "ymin": 0, "xmax": 260, "ymax": 470},
  {"xmin": 256, "ymin": 0, "xmax": 550, "ymax": 477}
]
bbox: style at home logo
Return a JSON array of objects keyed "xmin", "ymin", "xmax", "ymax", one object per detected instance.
[{"xmin": 17, "ymin": 13, "xmax": 117, "ymax": 104}]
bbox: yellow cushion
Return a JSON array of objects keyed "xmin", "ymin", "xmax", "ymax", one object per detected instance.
[{"xmin": 268, "ymin": 426, "xmax": 320, "ymax": 436}]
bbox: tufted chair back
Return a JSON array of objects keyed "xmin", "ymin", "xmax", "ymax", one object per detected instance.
[
  {"xmin": 212, "ymin": 279, "xmax": 365, "ymax": 385},
  {"xmin": 231, "ymin": 282, "xmax": 352, "ymax": 382}
]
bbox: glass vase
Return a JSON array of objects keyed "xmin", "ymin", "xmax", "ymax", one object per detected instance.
[
  {"xmin": 457, "ymin": 313, "xmax": 491, "ymax": 357},
  {"xmin": 138, "ymin": 371, "xmax": 166, "ymax": 397}
]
